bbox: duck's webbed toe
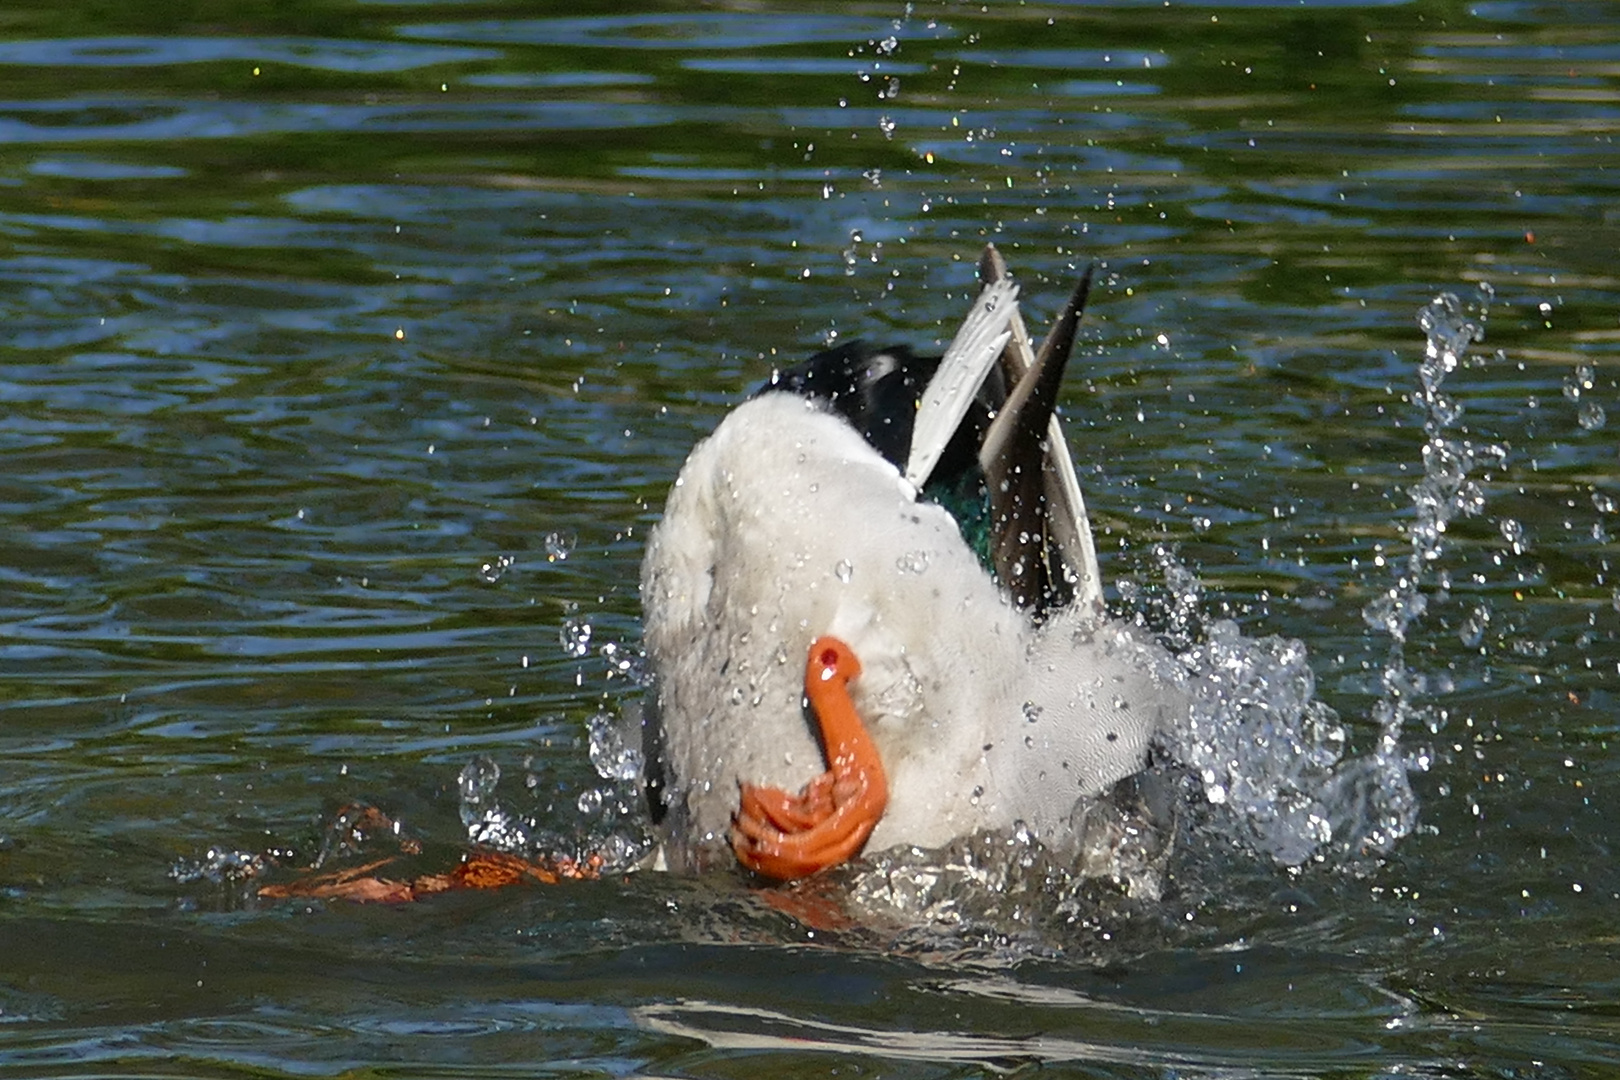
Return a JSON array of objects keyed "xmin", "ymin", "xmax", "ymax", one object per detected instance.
[{"xmin": 729, "ymin": 636, "xmax": 888, "ymax": 881}]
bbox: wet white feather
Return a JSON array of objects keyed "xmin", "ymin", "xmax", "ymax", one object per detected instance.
[{"xmin": 641, "ymin": 393, "xmax": 1184, "ymax": 871}]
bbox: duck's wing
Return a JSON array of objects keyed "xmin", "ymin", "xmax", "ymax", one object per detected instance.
[
  {"xmin": 901, "ymin": 278, "xmax": 1017, "ymax": 493},
  {"xmin": 976, "ymin": 245, "xmax": 1104, "ymax": 616}
]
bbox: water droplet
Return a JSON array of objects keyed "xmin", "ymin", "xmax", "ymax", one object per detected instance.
[
  {"xmin": 1593, "ymin": 491, "xmax": 1616, "ymax": 514},
  {"xmin": 835, "ymin": 559, "xmax": 854, "ymax": 583},
  {"xmin": 576, "ymin": 788, "xmax": 604, "ymax": 816},
  {"xmin": 560, "ymin": 617, "xmax": 592, "ymax": 658},
  {"xmin": 1499, "ymin": 518, "xmax": 1528, "ymax": 555},
  {"xmin": 457, "ymin": 755, "xmax": 501, "ymax": 829},
  {"xmin": 545, "ymin": 530, "xmax": 576, "ymax": 562},
  {"xmin": 1022, "ymin": 701, "xmax": 1043, "ymax": 723},
  {"xmin": 1578, "ymin": 400, "xmax": 1606, "ymax": 431},
  {"xmin": 896, "ymin": 550, "xmax": 930, "ymax": 574},
  {"xmin": 587, "ymin": 710, "xmax": 644, "ymax": 782},
  {"xmin": 478, "ymin": 553, "xmax": 515, "ymax": 583},
  {"xmin": 459, "ymin": 755, "xmax": 499, "ymax": 804}
]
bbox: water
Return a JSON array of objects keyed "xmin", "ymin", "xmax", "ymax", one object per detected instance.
[{"xmin": 2, "ymin": 0, "xmax": 1619, "ymax": 1075}]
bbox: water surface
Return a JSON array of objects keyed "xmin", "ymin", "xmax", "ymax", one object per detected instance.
[{"xmin": 1, "ymin": 0, "xmax": 1618, "ymax": 1076}]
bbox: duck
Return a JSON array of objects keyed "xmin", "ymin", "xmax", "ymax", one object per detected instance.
[{"xmin": 639, "ymin": 244, "xmax": 1187, "ymax": 880}]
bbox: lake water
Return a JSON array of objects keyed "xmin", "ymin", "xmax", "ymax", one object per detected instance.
[{"xmin": 1, "ymin": 0, "xmax": 1618, "ymax": 1076}]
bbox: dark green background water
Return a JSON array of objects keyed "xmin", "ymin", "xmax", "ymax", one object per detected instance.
[{"xmin": 1, "ymin": 1, "xmax": 1618, "ymax": 1076}]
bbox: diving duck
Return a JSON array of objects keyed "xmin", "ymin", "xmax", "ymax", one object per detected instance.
[{"xmin": 640, "ymin": 245, "xmax": 1186, "ymax": 880}]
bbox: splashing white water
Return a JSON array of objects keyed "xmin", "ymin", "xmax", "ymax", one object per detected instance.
[
  {"xmin": 458, "ymin": 754, "xmax": 533, "ymax": 852},
  {"xmin": 1153, "ymin": 287, "xmax": 1496, "ymax": 868},
  {"xmin": 1354, "ymin": 287, "xmax": 1496, "ymax": 852},
  {"xmin": 170, "ymin": 846, "xmax": 266, "ymax": 885}
]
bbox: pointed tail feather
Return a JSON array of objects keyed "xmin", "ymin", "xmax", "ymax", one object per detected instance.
[{"xmin": 976, "ymin": 247, "xmax": 1103, "ymax": 614}]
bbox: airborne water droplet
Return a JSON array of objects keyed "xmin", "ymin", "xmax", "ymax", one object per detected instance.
[
  {"xmin": 457, "ymin": 755, "xmax": 503, "ymax": 832},
  {"xmin": 560, "ymin": 617, "xmax": 592, "ymax": 658},
  {"xmin": 478, "ymin": 553, "xmax": 515, "ymax": 583},
  {"xmin": 545, "ymin": 530, "xmax": 576, "ymax": 562},
  {"xmin": 1499, "ymin": 518, "xmax": 1528, "ymax": 555},
  {"xmin": 587, "ymin": 709, "xmax": 643, "ymax": 782}
]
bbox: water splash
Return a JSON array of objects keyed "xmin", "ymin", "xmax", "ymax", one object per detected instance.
[
  {"xmin": 588, "ymin": 707, "xmax": 644, "ymax": 782},
  {"xmin": 170, "ymin": 846, "xmax": 265, "ymax": 885},
  {"xmin": 1353, "ymin": 288, "xmax": 1494, "ymax": 853},
  {"xmin": 458, "ymin": 754, "xmax": 531, "ymax": 851},
  {"xmin": 449, "ymin": 691, "xmax": 652, "ymax": 871},
  {"xmin": 1169, "ymin": 616, "xmax": 1346, "ymax": 866},
  {"xmin": 1147, "ymin": 289, "xmax": 1497, "ymax": 868}
]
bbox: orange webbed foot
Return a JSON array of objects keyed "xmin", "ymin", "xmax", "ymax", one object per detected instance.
[
  {"xmin": 255, "ymin": 802, "xmax": 605, "ymax": 904},
  {"xmin": 730, "ymin": 636, "xmax": 889, "ymax": 881}
]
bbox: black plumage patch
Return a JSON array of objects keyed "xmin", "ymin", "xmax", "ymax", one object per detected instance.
[{"xmin": 756, "ymin": 340, "xmax": 1004, "ymax": 488}]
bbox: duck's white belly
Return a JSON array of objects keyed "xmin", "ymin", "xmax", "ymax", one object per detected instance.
[{"xmin": 640, "ymin": 394, "xmax": 1182, "ymax": 871}]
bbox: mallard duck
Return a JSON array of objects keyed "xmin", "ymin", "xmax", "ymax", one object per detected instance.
[{"xmin": 640, "ymin": 245, "xmax": 1186, "ymax": 880}]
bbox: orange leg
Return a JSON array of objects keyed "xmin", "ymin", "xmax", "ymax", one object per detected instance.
[{"xmin": 730, "ymin": 636, "xmax": 889, "ymax": 881}]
